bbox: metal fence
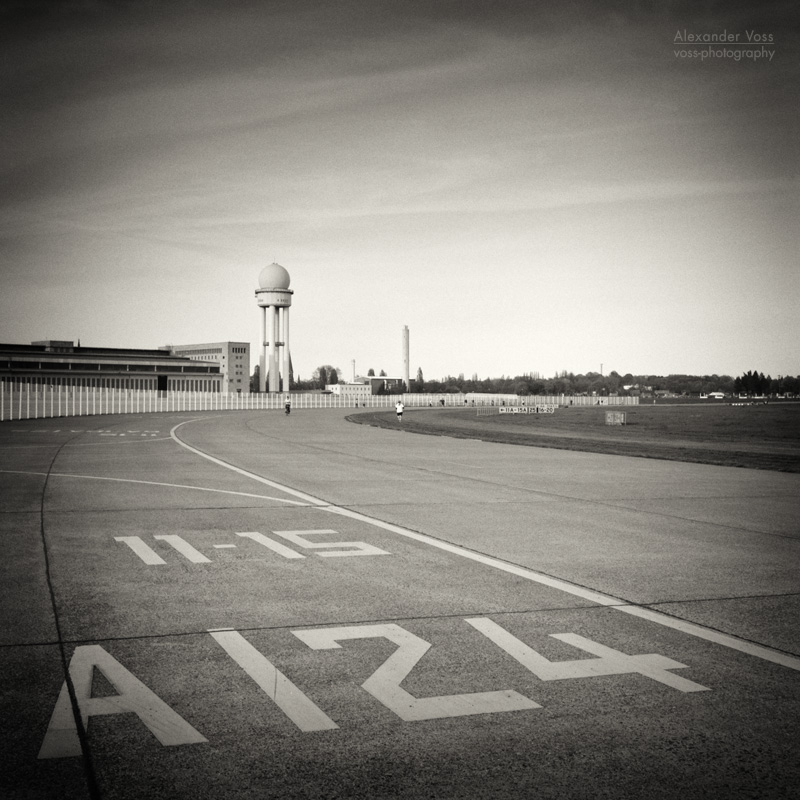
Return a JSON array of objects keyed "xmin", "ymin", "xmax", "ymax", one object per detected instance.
[
  {"xmin": 463, "ymin": 393, "xmax": 639, "ymax": 407},
  {"xmin": 0, "ymin": 383, "xmax": 637, "ymax": 422}
]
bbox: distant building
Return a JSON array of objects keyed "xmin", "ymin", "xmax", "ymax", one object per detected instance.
[
  {"xmin": 0, "ymin": 340, "xmax": 221, "ymax": 391},
  {"xmin": 167, "ymin": 342, "xmax": 250, "ymax": 393},
  {"xmin": 326, "ymin": 376, "xmax": 405, "ymax": 396},
  {"xmin": 326, "ymin": 382, "xmax": 372, "ymax": 399}
]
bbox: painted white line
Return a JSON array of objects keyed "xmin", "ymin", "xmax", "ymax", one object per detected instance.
[
  {"xmin": 323, "ymin": 505, "xmax": 620, "ymax": 605},
  {"xmin": 170, "ymin": 421, "xmax": 327, "ymax": 506},
  {"xmin": 0, "ymin": 469, "xmax": 309, "ymax": 506},
  {"xmin": 169, "ymin": 420, "xmax": 800, "ymax": 673},
  {"xmin": 616, "ymin": 605, "xmax": 800, "ymax": 672}
]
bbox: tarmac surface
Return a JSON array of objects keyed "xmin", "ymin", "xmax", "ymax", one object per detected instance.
[{"xmin": 1, "ymin": 407, "xmax": 799, "ymax": 799}]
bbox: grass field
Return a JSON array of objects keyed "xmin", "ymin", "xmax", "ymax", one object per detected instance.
[{"xmin": 347, "ymin": 402, "xmax": 800, "ymax": 472}]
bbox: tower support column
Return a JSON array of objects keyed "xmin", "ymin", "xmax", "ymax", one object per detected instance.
[
  {"xmin": 268, "ymin": 306, "xmax": 278, "ymax": 393},
  {"xmin": 260, "ymin": 307, "xmax": 267, "ymax": 393},
  {"xmin": 277, "ymin": 306, "xmax": 285, "ymax": 391},
  {"xmin": 282, "ymin": 307, "xmax": 290, "ymax": 393},
  {"xmin": 403, "ymin": 325, "xmax": 410, "ymax": 392}
]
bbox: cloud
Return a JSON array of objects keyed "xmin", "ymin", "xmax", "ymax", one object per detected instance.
[{"xmin": 1, "ymin": 0, "xmax": 797, "ymax": 376}]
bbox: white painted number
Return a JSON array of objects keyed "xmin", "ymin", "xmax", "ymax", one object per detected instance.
[
  {"xmin": 115, "ymin": 535, "xmax": 211, "ymax": 564},
  {"xmin": 209, "ymin": 630, "xmax": 337, "ymax": 731},
  {"xmin": 273, "ymin": 529, "xmax": 391, "ymax": 557},
  {"xmin": 236, "ymin": 531, "xmax": 305, "ymax": 559},
  {"xmin": 292, "ymin": 623, "xmax": 538, "ymax": 721},
  {"xmin": 114, "ymin": 536, "xmax": 166, "ymax": 565},
  {"xmin": 40, "ymin": 620, "xmax": 710, "ymax": 757},
  {"xmin": 465, "ymin": 617, "xmax": 709, "ymax": 692},
  {"xmin": 116, "ymin": 530, "xmax": 390, "ymax": 564},
  {"xmin": 153, "ymin": 534, "xmax": 211, "ymax": 563}
]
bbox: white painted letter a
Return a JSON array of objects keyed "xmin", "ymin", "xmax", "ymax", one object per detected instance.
[{"xmin": 38, "ymin": 645, "xmax": 207, "ymax": 759}]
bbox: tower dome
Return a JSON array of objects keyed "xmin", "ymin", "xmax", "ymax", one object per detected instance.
[{"xmin": 258, "ymin": 262, "xmax": 291, "ymax": 290}]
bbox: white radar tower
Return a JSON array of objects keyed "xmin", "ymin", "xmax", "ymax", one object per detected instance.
[{"xmin": 255, "ymin": 262, "xmax": 293, "ymax": 393}]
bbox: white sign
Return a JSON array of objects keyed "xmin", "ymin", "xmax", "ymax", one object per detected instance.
[{"xmin": 499, "ymin": 405, "xmax": 556, "ymax": 414}]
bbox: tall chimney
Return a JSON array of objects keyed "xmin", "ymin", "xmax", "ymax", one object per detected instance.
[{"xmin": 402, "ymin": 325, "xmax": 410, "ymax": 392}]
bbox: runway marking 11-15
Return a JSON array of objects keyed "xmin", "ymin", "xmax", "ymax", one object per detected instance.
[{"xmin": 114, "ymin": 530, "xmax": 391, "ymax": 564}]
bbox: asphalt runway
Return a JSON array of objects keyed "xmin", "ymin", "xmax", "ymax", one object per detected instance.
[{"xmin": 2, "ymin": 408, "xmax": 799, "ymax": 799}]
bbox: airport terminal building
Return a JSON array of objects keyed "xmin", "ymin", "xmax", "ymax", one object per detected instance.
[
  {"xmin": 168, "ymin": 341, "xmax": 250, "ymax": 394},
  {"xmin": 0, "ymin": 340, "xmax": 223, "ymax": 392}
]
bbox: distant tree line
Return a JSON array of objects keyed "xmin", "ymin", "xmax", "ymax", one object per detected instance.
[
  {"xmin": 254, "ymin": 365, "xmax": 799, "ymax": 397},
  {"xmin": 733, "ymin": 370, "xmax": 794, "ymax": 397},
  {"xmin": 407, "ymin": 370, "xmax": 799, "ymax": 397}
]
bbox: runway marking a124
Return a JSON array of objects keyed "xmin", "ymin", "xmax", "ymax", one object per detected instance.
[{"xmin": 38, "ymin": 619, "xmax": 709, "ymax": 758}]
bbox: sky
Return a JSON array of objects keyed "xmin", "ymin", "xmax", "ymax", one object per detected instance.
[{"xmin": 1, "ymin": 0, "xmax": 798, "ymax": 382}]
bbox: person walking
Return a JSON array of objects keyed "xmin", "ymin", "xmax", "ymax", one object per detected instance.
[
  {"xmin": 395, "ymin": 400, "xmax": 404, "ymax": 422},
  {"xmin": 284, "ymin": 397, "xmax": 291, "ymax": 415}
]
